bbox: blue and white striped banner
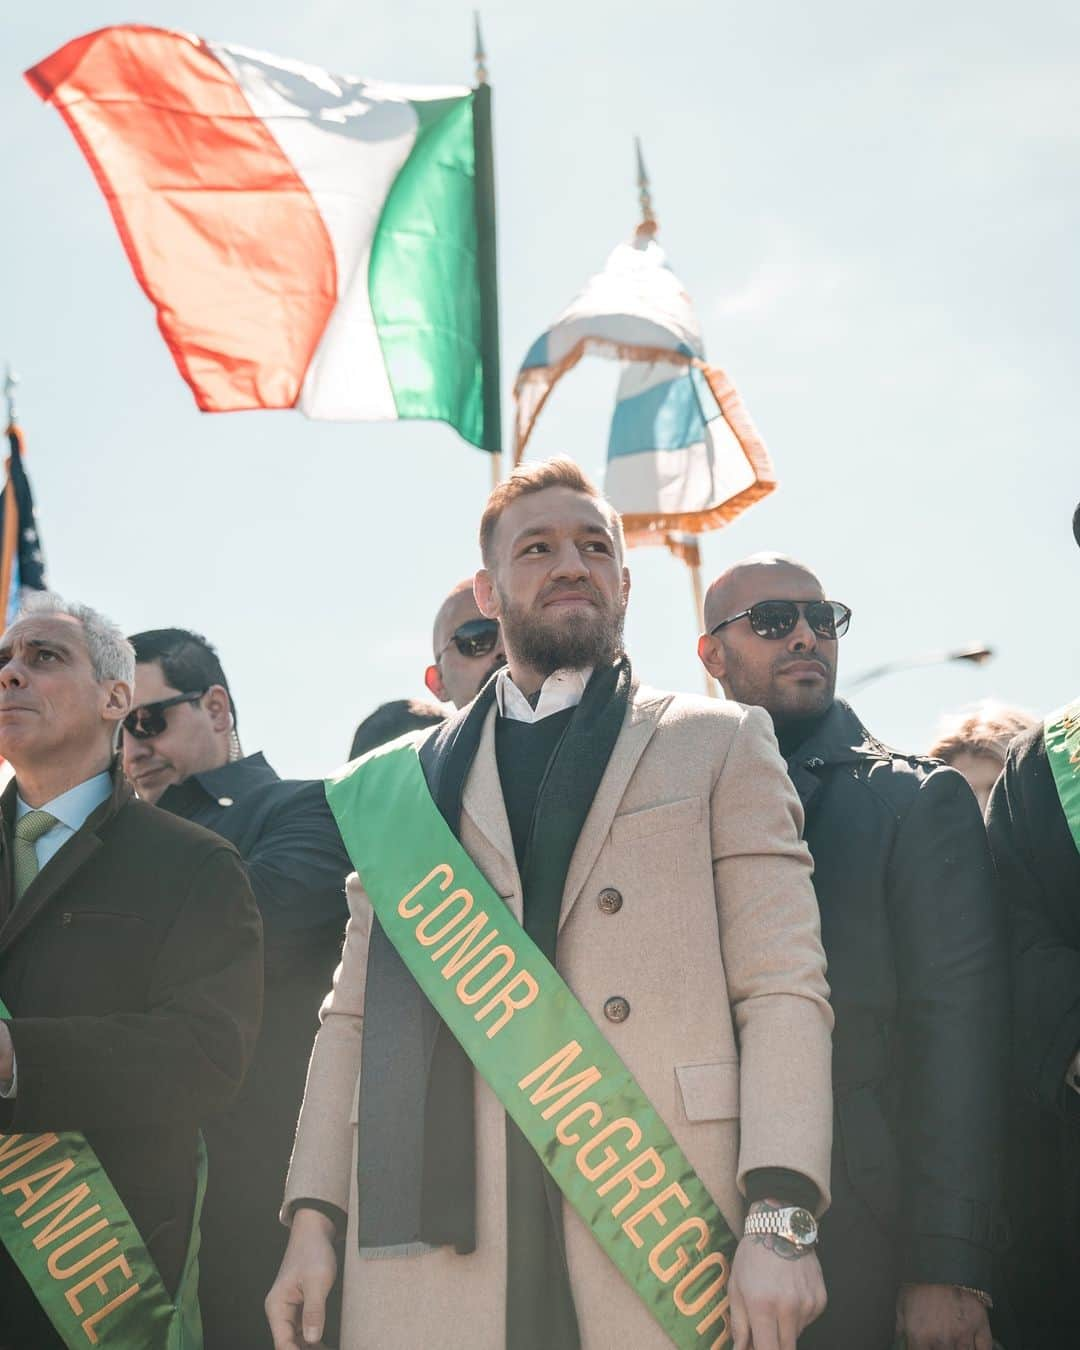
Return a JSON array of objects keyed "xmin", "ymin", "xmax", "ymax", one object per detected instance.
[{"xmin": 514, "ymin": 237, "xmax": 775, "ymax": 540}]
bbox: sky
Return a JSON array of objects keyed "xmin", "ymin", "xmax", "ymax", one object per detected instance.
[{"xmin": 2, "ymin": 1, "xmax": 1077, "ymax": 780}]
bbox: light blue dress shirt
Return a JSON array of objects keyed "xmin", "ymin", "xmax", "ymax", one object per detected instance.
[
  {"xmin": 2, "ymin": 770, "xmax": 113, "ymax": 1097},
  {"xmin": 14, "ymin": 770, "xmax": 113, "ymax": 871}
]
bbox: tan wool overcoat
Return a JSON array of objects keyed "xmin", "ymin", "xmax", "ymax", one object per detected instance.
[{"xmin": 283, "ymin": 685, "xmax": 833, "ymax": 1349}]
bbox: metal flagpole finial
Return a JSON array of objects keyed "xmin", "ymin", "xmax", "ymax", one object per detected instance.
[
  {"xmin": 474, "ymin": 12, "xmax": 488, "ymax": 85},
  {"xmin": 634, "ymin": 136, "xmax": 658, "ymax": 241},
  {"xmin": 3, "ymin": 365, "xmax": 17, "ymax": 429}
]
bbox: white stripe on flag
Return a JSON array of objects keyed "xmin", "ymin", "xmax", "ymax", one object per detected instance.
[
  {"xmin": 211, "ymin": 43, "xmax": 418, "ymax": 420},
  {"xmin": 604, "ymin": 419, "xmax": 756, "ymax": 518},
  {"xmin": 536, "ymin": 241, "xmax": 704, "ymax": 369}
]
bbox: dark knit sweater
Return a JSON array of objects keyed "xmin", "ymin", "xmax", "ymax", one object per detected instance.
[
  {"xmin": 495, "ymin": 708, "xmax": 575, "ymax": 877},
  {"xmin": 494, "ymin": 707, "xmax": 579, "ymax": 1349}
]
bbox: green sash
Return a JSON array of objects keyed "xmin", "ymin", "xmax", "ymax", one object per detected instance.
[
  {"xmin": 326, "ymin": 741, "xmax": 738, "ymax": 1350},
  {"xmin": 1046, "ymin": 699, "xmax": 1080, "ymax": 853},
  {"xmin": 0, "ymin": 994, "xmax": 205, "ymax": 1349}
]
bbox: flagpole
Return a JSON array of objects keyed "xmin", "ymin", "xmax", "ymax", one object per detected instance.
[
  {"xmin": 0, "ymin": 368, "xmax": 21, "ymax": 622},
  {"xmin": 473, "ymin": 13, "xmax": 502, "ymax": 492},
  {"xmin": 667, "ymin": 533, "xmax": 717, "ymax": 698},
  {"xmin": 634, "ymin": 137, "xmax": 658, "ymax": 241},
  {"xmin": 632, "ymin": 150, "xmax": 715, "ymax": 698}
]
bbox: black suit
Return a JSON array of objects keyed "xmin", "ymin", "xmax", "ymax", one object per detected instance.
[
  {"xmin": 156, "ymin": 753, "xmax": 350, "ymax": 1350},
  {"xmin": 0, "ymin": 768, "xmax": 263, "ymax": 1350},
  {"xmin": 987, "ymin": 723, "xmax": 1080, "ymax": 1348},
  {"xmin": 781, "ymin": 702, "xmax": 1006, "ymax": 1349}
]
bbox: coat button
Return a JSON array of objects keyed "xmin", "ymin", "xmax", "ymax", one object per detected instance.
[
  {"xmin": 603, "ymin": 996, "xmax": 631, "ymax": 1024},
  {"xmin": 597, "ymin": 887, "xmax": 623, "ymax": 915},
  {"xmin": 217, "ymin": 796, "xmax": 234, "ymax": 807}
]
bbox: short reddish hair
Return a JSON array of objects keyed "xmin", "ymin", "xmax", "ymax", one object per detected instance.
[
  {"xmin": 479, "ymin": 456, "xmax": 623, "ymax": 566},
  {"xmin": 929, "ymin": 700, "xmax": 1038, "ymax": 765}
]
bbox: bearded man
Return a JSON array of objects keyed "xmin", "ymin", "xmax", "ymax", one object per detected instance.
[{"xmin": 267, "ymin": 458, "xmax": 834, "ymax": 1350}]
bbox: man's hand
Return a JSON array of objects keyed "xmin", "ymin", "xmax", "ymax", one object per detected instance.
[
  {"xmin": 729, "ymin": 1220, "xmax": 826, "ymax": 1350},
  {"xmin": 895, "ymin": 1283, "xmax": 992, "ymax": 1350},
  {"xmin": 0, "ymin": 1022, "xmax": 13, "ymax": 1087},
  {"xmin": 266, "ymin": 1207, "xmax": 338, "ymax": 1350}
]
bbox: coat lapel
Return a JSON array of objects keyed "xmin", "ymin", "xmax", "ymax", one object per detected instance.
[
  {"xmin": 0, "ymin": 779, "xmax": 15, "ymax": 927},
  {"xmin": 460, "ymin": 702, "xmax": 521, "ymax": 904},
  {"xmin": 0, "ymin": 831, "xmax": 105, "ymax": 957},
  {"xmin": 0, "ymin": 768, "xmax": 129, "ymax": 959},
  {"xmin": 558, "ymin": 688, "xmax": 669, "ymax": 932}
]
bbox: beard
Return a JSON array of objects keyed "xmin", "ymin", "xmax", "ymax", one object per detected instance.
[
  {"xmin": 722, "ymin": 643, "xmax": 835, "ymax": 725},
  {"xmin": 499, "ymin": 581, "xmax": 625, "ymax": 676}
]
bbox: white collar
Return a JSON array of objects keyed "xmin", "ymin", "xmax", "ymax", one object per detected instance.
[
  {"xmin": 495, "ymin": 667, "xmax": 593, "ymax": 724},
  {"xmin": 15, "ymin": 769, "xmax": 112, "ymax": 833}
]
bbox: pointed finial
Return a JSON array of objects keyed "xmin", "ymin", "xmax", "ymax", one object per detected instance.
[
  {"xmin": 3, "ymin": 365, "xmax": 17, "ymax": 429},
  {"xmin": 474, "ymin": 12, "xmax": 488, "ymax": 86},
  {"xmin": 634, "ymin": 136, "xmax": 658, "ymax": 241}
]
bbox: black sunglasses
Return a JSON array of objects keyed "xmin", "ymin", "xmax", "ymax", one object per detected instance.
[
  {"xmin": 710, "ymin": 600, "xmax": 852, "ymax": 641},
  {"xmin": 123, "ymin": 689, "xmax": 207, "ymax": 740},
  {"xmin": 437, "ymin": 618, "xmax": 500, "ymax": 661}
]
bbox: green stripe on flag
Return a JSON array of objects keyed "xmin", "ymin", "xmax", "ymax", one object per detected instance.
[{"xmin": 370, "ymin": 94, "xmax": 493, "ymax": 451}]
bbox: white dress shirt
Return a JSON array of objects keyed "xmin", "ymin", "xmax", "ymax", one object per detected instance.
[
  {"xmin": 495, "ymin": 667, "xmax": 592, "ymax": 724},
  {"xmin": 1, "ymin": 770, "xmax": 112, "ymax": 1098}
]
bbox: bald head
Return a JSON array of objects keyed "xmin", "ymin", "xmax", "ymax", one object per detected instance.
[
  {"xmin": 703, "ymin": 554, "xmax": 822, "ymax": 633},
  {"xmin": 432, "ymin": 579, "xmax": 480, "ymax": 656},
  {"xmin": 425, "ymin": 578, "xmax": 506, "ymax": 709},
  {"xmin": 699, "ymin": 554, "xmax": 841, "ymax": 730}
]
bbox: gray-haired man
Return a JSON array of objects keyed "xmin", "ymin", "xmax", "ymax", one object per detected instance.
[{"xmin": 0, "ymin": 595, "xmax": 262, "ymax": 1350}]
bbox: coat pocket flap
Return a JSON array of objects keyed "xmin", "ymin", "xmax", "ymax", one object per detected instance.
[
  {"xmin": 611, "ymin": 796, "xmax": 703, "ymax": 846},
  {"xmin": 675, "ymin": 1060, "xmax": 740, "ymax": 1122}
]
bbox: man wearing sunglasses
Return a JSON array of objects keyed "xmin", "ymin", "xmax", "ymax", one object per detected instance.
[
  {"xmin": 699, "ymin": 554, "xmax": 1005, "ymax": 1350},
  {"xmin": 270, "ymin": 460, "xmax": 833, "ymax": 1350},
  {"xmin": 346, "ymin": 586, "xmax": 503, "ymax": 759},
  {"xmin": 123, "ymin": 629, "xmax": 351, "ymax": 1350},
  {"xmin": 0, "ymin": 596, "xmax": 262, "ymax": 1350},
  {"xmin": 424, "ymin": 577, "xmax": 507, "ymax": 709}
]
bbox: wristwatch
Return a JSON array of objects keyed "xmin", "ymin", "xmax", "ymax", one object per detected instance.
[{"xmin": 743, "ymin": 1205, "xmax": 819, "ymax": 1248}]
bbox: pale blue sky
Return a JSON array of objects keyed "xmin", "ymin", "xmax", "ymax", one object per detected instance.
[{"xmin": 3, "ymin": 1, "xmax": 1077, "ymax": 778}]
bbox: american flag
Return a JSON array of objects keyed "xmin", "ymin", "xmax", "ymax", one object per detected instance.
[{"xmin": 1, "ymin": 423, "xmax": 48, "ymax": 624}]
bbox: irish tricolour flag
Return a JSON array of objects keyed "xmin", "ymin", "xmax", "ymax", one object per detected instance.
[{"xmin": 26, "ymin": 26, "xmax": 500, "ymax": 451}]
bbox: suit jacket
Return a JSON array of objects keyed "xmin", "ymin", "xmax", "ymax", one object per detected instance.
[
  {"xmin": 283, "ymin": 685, "xmax": 833, "ymax": 1350},
  {"xmin": 0, "ymin": 767, "xmax": 263, "ymax": 1350},
  {"xmin": 987, "ymin": 724, "xmax": 1080, "ymax": 1348},
  {"xmin": 780, "ymin": 702, "xmax": 1006, "ymax": 1349},
  {"xmin": 157, "ymin": 752, "xmax": 350, "ymax": 1349}
]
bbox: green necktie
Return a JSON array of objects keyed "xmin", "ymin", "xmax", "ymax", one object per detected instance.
[{"xmin": 13, "ymin": 809, "xmax": 58, "ymax": 902}]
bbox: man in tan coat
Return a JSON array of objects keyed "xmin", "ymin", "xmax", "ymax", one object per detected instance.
[{"xmin": 267, "ymin": 459, "xmax": 833, "ymax": 1350}]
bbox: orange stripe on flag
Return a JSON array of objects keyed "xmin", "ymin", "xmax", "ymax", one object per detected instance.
[{"xmin": 26, "ymin": 25, "xmax": 337, "ymax": 412}]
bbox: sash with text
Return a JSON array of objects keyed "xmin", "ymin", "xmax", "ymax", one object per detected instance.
[
  {"xmin": 0, "ymin": 994, "xmax": 204, "ymax": 1349},
  {"xmin": 1046, "ymin": 698, "xmax": 1080, "ymax": 854},
  {"xmin": 326, "ymin": 742, "xmax": 738, "ymax": 1349}
]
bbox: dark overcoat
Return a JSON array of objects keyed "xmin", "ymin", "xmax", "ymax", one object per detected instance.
[
  {"xmin": 987, "ymin": 722, "xmax": 1080, "ymax": 1349},
  {"xmin": 156, "ymin": 752, "xmax": 350, "ymax": 1350},
  {"xmin": 784, "ymin": 701, "xmax": 1006, "ymax": 1350},
  {"xmin": 0, "ymin": 769, "xmax": 263, "ymax": 1350}
]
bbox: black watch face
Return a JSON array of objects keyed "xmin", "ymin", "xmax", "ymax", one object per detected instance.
[{"xmin": 790, "ymin": 1209, "xmax": 816, "ymax": 1241}]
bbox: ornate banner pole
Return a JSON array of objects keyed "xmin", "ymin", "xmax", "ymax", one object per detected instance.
[
  {"xmin": 632, "ymin": 146, "xmax": 716, "ymax": 697},
  {"xmin": 473, "ymin": 13, "xmax": 502, "ymax": 491}
]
